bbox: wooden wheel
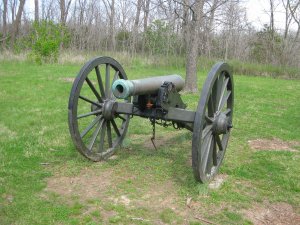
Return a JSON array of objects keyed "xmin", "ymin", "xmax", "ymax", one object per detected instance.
[
  {"xmin": 192, "ymin": 62, "xmax": 234, "ymax": 183},
  {"xmin": 68, "ymin": 56, "xmax": 130, "ymax": 161}
]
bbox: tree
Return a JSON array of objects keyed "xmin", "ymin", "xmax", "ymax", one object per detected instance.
[
  {"xmin": 2, "ymin": 0, "xmax": 8, "ymax": 48},
  {"xmin": 59, "ymin": 0, "xmax": 72, "ymax": 48},
  {"xmin": 131, "ymin": 0, "xmax": 142, "ymax": 53},
  {"xmin": 184, "ymin": 0, "xmax": 205, "ymax": 93},
  {"xmin": 103, "ymin": 0, "xmax": 116, "ymax": 51},
  {"xmin": 10, "ymin": 0, "xmax": 26, "ymax": 47},
  {"xmin": 35, "ymin": 0, "xmax": 39, "ymax": 23},
  {"xmin": 143, "ymin": 0, "xmax": 150, "ymax": 32}
]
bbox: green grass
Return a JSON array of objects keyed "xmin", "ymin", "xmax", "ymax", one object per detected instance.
[{"xmin": 0, "ymin": 59, "xmax": 299, "ymax": 224}]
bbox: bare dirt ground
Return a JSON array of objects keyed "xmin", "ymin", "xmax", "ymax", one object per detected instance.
[
  {"xmin": 45, "ymin": 168, "xmax": 113, "ymax": 201},
  {"xmin": 44, "ymin": 143, "xmax": 300, "ymax": 224},
  {"xmin": 243, "ymin": 202, "xmax": 300, "ymax": 225},
  {"xmin": 248, "ymin": 138, "xmax": 299, "ymax": 152},
  {"xmin": 45, "ymin": 167, "xmax": 220, "ymax": 224},
  {"xmin": 129, "ymin": 133, "xmax": 179, "ymax": 149}
]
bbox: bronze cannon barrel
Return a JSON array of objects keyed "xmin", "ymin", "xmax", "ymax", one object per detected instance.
[{"xmin": 112, "ymin": 74, "xmax": 185, "ymax": 99}]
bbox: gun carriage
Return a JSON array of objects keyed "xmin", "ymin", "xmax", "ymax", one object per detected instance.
[{"xmin": 68, "ymin": 56, "xmax": 234, "ymax": 183}]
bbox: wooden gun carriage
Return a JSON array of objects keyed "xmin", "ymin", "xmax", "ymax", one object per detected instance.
[{"xmin": 68, "ymin": 56, "xmax": 234, "ymax": 183}]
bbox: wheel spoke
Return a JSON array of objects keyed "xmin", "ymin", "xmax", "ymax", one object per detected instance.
[
  {"xmin": 201, "ymin": 134, "xmax": 213, "ymax": 173},
  {"xmin": 208, "ymin": 94, "xmax": 215, "ymax": 116},
  {"xmin": 80, "ymin": 115, "xmax": 102, "ymax": 138},
  {"xmin": 98, "ymin": 121, "xmax": 107, "ymax": 152},
  {"xmin": 217, "ymin": 77, "xmax": 229, "ymax": 111},
  {"xmin": 113, "ymin": 71, "xmax": 120, "ymax": 82},
  {"xmin": 77, "ymin": 109, "xmax": 102, "ymax": 119},
  {"xmin": 105, "ymin": 64, "xmax": 110, "ymax": 97},
  {"xmin": 212, "ymin": 138, "xmax": 217, "ymax": 166},
  {"xmin": 212, "ymin": 74, "xmax": 223, "ymax": 111},
  {"xmin": 205, "ymin": 114, "xmax": 214, "ymax": 123},
  {"xmin": 95, "ymin": 66, "xmax": 105, "ymax": 98},
  {"xmin": 110, "ymin": 71, "xmax": 120, "ymax": 99},
  {"xmin": 117, "ymin": 114, "xmax": 126, "ymax": 121},
  {"xmin": 85, "ymin": 77, "xmax": 103, "ymax": 103},
  {"xmin": 79, "ymin": 95, "xmax": 102, "ymax": 108},
  {"xmin": 215, "ymin": 134, "xmax": 223, "ymax": 151},
  {"xmin": 206, "ymin": 135, "xmax": 215, "ymax": 173},
  {"xmin": 107, "ymin": 121, "xmax": 113, "ymax": 148},
  {"xmin": 111, "ymin": 119, "xmax": 121, "ymax": 137},
  {"xmin": 219, "ymin": 90, "xmax": 231, "ymax": 111},
  {"xmin": 88, "ymin": 119, "xmax": 104, "ymax": 151},
  {"xmin": 202, "ymin": 124, "xmax": 213, "ymax": 139}
]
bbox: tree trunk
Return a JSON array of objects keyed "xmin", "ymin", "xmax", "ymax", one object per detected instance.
[
  {"xmin": 11, "ymin": 0, "xmax": 16, "ymax": 23},
  {"xmin": 108, "ymin": 0, "xmax": 115, "ymax": 51},
  {"xmin": 142, "ymin": 0, "xmax": 150, "ymax": 53},
  {"xmin": 59, "ymin": 0, "xmax": 71, "ymax": 49},
  {"xmin": 10, "ymin": 0, "xmax": 26, "ymax": 47},
  {"xmin": 34, "ymin": 0, "xmax": 39, "ymax": 23},
  {"xmin": 131, "ymin": 0, "xmax": 142, "ymax": 54},
  {"xmin": 182, "ymin": 0, "xmax": 190, "ymax": 50},
  {"xmin": 206, "ymin": 0, "xmax": 218, "ymax": 58},
  {"xmin": 184, "ymin": 0, "xmax": 204, "ymax": 93},
  {"xmin": 2, "ymin": 0, "xmax": 8, "ymax": 48},
  {"xmin": 143, "ymin": 0, "xmax": 150, "ymax": 32},
  {"xmin": 269, "ymin": 0, "xmax": 275, "ymax": 39}
]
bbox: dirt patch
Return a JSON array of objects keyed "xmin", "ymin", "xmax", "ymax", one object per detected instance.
[
  {"xmin": 248, "ymin": 138, "xmax": 299, "ymax": 152},
  {"xmin": 208, "ymin": 174, "xmax": 228, "ymax": 189},
  {"xmin": 59, "ymin": 77, "xmax": 75, "ymax": 83},
  {"xmin": 139, "ymin": 180, "xmax": 179, "ymax": 209},
  {"xmin": 243, "ymin": 202, "xmax": 300, "ymax": 225},
  {"xmin": 45, "ymin": 166, "xmax": 222, "ymax": 223},
  {"xmin": 45, "ymin": 168, "xmax": 113, "ymax": 201}
]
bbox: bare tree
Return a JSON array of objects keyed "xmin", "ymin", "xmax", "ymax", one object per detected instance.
[
  {"xmin": 2, "ymin": 0, "xmax": 8, "ymax": 47},
  {"xmin": 270, "ymin": 0, "xmax": 275, "ymax": 35},
  {"xmin": 10, "ymin": 0, "xmax": 26, "ymax": 46},
  {"xmin": 59, "ymin": 0, "xmax": 72, "ymax": 48},
  {"xmin": 9, "ymin": 0, "xmax": 17, "ymax": 23},
  {"xmin": 143, "ymin": 0, "xmax": 150, "ymax": 32},
  {"xmin": 35, "ymin": 0, "xmax": 39, "ymax": 23},
  {"xmin": 131, "ymin": 0, "xmax": 143, "ymax": 53},
  {"xmin": 289, "ymin": 0, "xmax": 300, "ymax": 40},
  {"xmin": 204, "ymin": 0, "xmax": 218, "ymax": 58},
  {"xmin": 103, "ymin": 0, "xmax": 116, "ymax": 51},
  {"xmin": 184, "ymin": 0, "xmax": 205, "ymax": 92}
]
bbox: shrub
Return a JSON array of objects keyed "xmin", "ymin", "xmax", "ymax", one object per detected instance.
[{"xmin": 29, "ymin": 20, "xmax": 70, "ymax": 64}]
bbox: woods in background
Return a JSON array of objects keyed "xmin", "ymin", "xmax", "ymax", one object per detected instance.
[{"xmin": 0, "ymin": 0, "xmax": 300, "ymax": 90}]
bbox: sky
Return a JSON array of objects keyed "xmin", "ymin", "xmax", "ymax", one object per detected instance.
[
  {"xmin": 243, "ymin": 0, "xmax": 297, "ymax": 31},
  {"xmin": 25, "ymin": 0, "xmax": 295, "ymax": 31}
]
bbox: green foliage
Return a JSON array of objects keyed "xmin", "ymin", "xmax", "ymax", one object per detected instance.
[
  {"xmin": 116, "ymin": 30, "xmax": 130, "ymax": 42},
  {"xmin": 250, "ymin": 25, "xmax": 283, "ymax": 65},
  {"xmin": 116, "ymin": 30, "xmax": 131, "ymax": 51},
  {"xmin": 28, "ymin": 20, "xmax": 70, "ymax": 64},
  {"xmin": 144, "ymin": 20, "xmax": 183, "ymax": 55}
]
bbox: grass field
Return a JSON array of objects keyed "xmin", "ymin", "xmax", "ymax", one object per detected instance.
[{"xmin": 0, "ymin": 58, "xmax": 300, "ymax": 224}]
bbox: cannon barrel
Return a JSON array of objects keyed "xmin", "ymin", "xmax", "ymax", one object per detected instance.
[{"xmin": 112, "ymin": 74, "xmax": 185, "ymax": 99}]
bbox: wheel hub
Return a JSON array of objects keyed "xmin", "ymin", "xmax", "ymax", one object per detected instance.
[
  {"xmin": 102, "ymin": 100, "xmax": 117, "ymax": 120},
  {"xmin": 213, "ymin": 112, "xmax": 232, "ymax": 135}
]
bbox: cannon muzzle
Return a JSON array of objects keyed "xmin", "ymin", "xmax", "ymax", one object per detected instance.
[{"xmin": 112, "ymin": 74, "xmax": 185, "ymax": 99}]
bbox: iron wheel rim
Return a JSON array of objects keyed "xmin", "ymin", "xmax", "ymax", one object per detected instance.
[
  {"xmin": 192, "ymin": 62, "xmax": 234, "ymax": 183},
  {"xmin": 68, "ymin": 56, "xmax": 130, "ymax": 161}
]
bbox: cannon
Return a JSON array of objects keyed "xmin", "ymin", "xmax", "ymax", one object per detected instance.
[{"xmin": 68, "ymin": 56, "xmax": 234, "ymax": 183}]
